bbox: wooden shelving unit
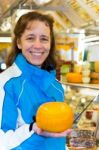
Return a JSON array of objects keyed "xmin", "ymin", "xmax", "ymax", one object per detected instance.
[{"xmin": 62, "ymin": 82, "xmax": 99, "ymax": 90}]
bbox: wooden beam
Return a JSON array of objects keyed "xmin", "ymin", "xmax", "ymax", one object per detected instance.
[
  {"xmin": 76, "ymin": 0, "xmax": 99, "ymax": 21},
  {"xmin": 61, "ymin": 5, "xmax": 87, "ymax": 28}
]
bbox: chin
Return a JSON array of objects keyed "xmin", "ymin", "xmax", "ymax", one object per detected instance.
[{"xmin": 31, "ymin": 62, "xmax": 42, "ymax": 67}]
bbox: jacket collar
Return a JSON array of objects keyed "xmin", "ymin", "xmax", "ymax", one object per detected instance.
[{"xmin": 15, "ymin": 54, "xmax": 56, "ymax": 77}]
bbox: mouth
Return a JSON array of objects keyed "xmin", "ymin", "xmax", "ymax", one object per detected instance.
[
  {"xmin": 29, "ymin": 51, "xmax": 44, "ymax": 56},
  {"xmin": 29, "ymin": 48, "xmax": 49, "ymax": 55}
]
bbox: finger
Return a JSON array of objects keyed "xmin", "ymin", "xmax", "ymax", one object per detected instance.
[
  {"xmin": 61, "ymin": 129, "xmax": 73, "ymax": 136},
  {"xmin": 36, "ymin": 128, "xmax": 43, "ymax": 134},
  {"xmin": 39, "ymin": 131, "xmax": 57, "ymax": 137}
]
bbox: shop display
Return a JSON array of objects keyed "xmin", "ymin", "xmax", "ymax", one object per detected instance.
[{"xmin": 63, "ymin": 83, "xmax": 99, "ymax": 149}]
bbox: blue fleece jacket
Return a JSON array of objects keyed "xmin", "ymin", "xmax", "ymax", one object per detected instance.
[{"xmin": 1, "ymin": 54, "xmax": 66, "ymax": 150}]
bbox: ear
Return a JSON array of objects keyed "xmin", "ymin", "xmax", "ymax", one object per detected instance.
[{"xmin": 17, "ymin": 39, "xmax": 22, "ymax": 49}]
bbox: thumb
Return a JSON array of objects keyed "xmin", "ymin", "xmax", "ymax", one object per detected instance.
[
  {"xmin": 63, "ymin": 129, "xmax": 73, "ymax": 136},
  {"xmin": 33, "ymin": 123, "xmax": 42, "ymax": 134}
]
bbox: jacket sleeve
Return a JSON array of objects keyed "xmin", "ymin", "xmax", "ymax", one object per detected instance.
[
  {"xmin": 0, "ymin": 124, "xmax": 34, "ymax": 150},
  {"xmin": 0, "ymin": 82, "xmax": 34, "ymax": 150}
]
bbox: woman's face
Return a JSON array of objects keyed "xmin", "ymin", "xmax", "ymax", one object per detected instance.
[{"xmin": 17, "ymin": 20, "xmax": 51, "ymax": 67}]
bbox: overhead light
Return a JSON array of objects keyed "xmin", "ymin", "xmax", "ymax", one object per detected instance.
[
  {"xmin": 84, "ymin": 35, "xmax": 99, "ymax": 42},
  {"xmin": 0, "ymin": 18, "xmax": 11, "ymax": 32},
  {"xmin": 0, "ymin": 62, "xmax": 7, "ymax": 70},
  {"xmin": 0, "ymin": 37, "xmax": 12, "ymax": 43},
  {"xmin": 0, "ymin": 22, "xmax": 11, "ymax": 32},
  {"xmin": 33, "ymin": 0, "xmax": 52, "ymax": 5},
  {"xmin": 15, "ymin": 9, "xmax": 31, "ymax": 22}
]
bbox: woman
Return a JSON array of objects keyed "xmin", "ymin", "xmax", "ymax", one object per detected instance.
[{"xmin": 0, "ymin": 11, "xmax": 71, "ymax": 150}]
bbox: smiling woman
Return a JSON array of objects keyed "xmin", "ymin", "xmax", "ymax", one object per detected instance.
[{"xmin": 0, "ymin": 11, "xmax": 70, "ymax": 150}]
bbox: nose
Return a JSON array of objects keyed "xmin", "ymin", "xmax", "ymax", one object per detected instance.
[{"xmin": 33, "ymin": 38, "xmax": 42, "ymax": 49}]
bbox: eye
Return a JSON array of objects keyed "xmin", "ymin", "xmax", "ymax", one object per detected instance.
[
  {"xmin": 40, "ymin": 36, "xmax": 49, "ymax": 42},
  {"xmin": 41, "ymin": 38, "xmax": 49, "ymax": 41},
  {"xmin": 27, "ymin": 37, "xmax": 35, "ymax": 41}
]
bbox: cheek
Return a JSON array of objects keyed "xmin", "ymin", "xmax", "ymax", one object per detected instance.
[
  {"xmin": 44, "ymin": 51, "xmax": 50, "ymax": 59},
  {"xmin": 22, "ymin": 43, "xmax": 31, "ymax": 52},
  {"xmin": 45, "ymin": 43, "xmax": 51, "ymax": 52}
]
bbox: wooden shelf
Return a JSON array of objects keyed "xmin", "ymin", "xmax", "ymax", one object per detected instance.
[{"xmin": 62, "ymin": 82, "xmax": 99, "ymax": 90}]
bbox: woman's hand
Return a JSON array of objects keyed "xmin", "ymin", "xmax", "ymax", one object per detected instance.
[
  {"xmin": 32, "ymin": 123, "xmax": 72, "ymax": 137},
  {"xmin": 38, "ymin": 129, "xmax": 72, "ymax": 137}
]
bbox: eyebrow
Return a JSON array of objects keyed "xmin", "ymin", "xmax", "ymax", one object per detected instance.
[
  {"xmin": 26, "ymin": 34, "xmax": 35, "ymax": 36},
  {"xmin": 26, "ymin": 34, "xmax": 49, "ymax": 37}
]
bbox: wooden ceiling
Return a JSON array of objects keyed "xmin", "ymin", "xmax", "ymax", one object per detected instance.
[{"xmin": 0, "ymin": 0, "xmax": 98, "ymax": 35}]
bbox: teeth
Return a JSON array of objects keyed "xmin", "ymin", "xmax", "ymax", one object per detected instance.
[
  {"xmin": 29, "ymin": 51, "xmax": 42, "ymax": 56},
  {"xmin": 33, "ymin": 53, "xmax": 42, "ymax": 56}
]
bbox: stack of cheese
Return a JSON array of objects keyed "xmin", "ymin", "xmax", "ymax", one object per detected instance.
[
  {"xmin": 66, "ymin": 72, "xmax": 82, "ymax": 83},
  {"xmin": 90, "ymin": 61, "xmax": 99, "ymax": 84},
  {"xmin": 82, "ymin": 61, "xmax": 90, "ymax": 84},
  {"xmin": 66, "ymin": 63, "xmax": 82, "ymax": 83}
]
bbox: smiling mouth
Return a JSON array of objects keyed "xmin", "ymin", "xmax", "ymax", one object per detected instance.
[{"xmin": 29, "ymin": 51, "xmax": 44, "ymax": 56}]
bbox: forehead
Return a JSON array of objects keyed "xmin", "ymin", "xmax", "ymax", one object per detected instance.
[{"xmin": 26, "ymin": 20, "xmax": 50, "ymax": 30}]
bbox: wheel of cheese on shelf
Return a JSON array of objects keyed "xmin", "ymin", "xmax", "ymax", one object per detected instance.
[
  {"xmin": 94, "ymin": 61, "xmax": 99, "ymax": 73},
  {"xmin": 36, "ymin": 102, "xmax": 74, "ymax": 132},
  {"xmin": 66, "ymin": 72, "xmax": 82, "ymax": 83},
  {"xmin": 90, "ymin": 72, "xmax": 99, "ymax": 84}
]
